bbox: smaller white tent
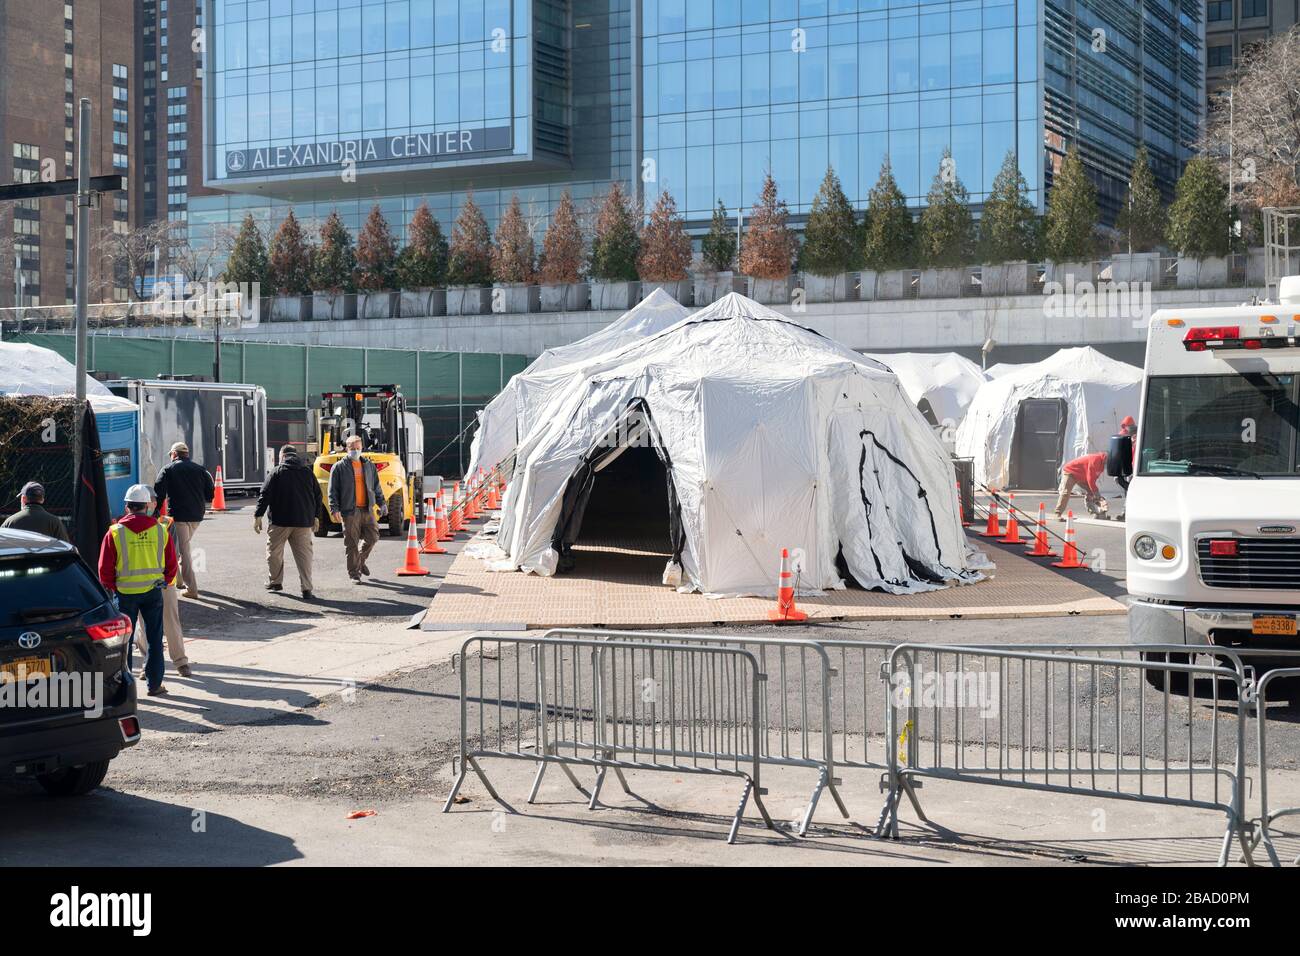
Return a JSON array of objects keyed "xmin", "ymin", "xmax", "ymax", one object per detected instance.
[
  {"xmin": 955, "ymin": 347, "xmax": 1141, "ymax": 492},
  {"xmin": 465, "ymin": 289, "xmax": 689, "ymax": 478},
  {"xmin": 863, "ymin": 351, "xmax": 985, "ymax": 432},
  {"xmin": 984, "ymin": 362, "xmax": 1028, "ymax": 380}
]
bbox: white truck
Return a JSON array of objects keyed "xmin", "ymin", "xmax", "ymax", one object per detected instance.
[{"xmin": 1119, "ymin": 278, "xmax": 1300, "ymax": 677}]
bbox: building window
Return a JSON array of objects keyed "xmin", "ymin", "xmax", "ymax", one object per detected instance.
[
  {"xmin": 1207, "ymin": 44, "xmax": 1234, "ymax": 67},
  {"xmin": 1242, "ymin": 0, "xmax": 1267, "ymax": 16},
  {"xmin": 1207, "ymin": 0, "xmax": 1234, "ymax": 21}
]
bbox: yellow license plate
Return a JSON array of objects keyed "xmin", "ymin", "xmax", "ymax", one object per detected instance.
[
  {"xmin": 0, "ymin": 656, "xmax": 52, "ymax": 681},
  {"xmin": 1253, "ymin": 615, "xmax": 1298, "ymax": 637}
]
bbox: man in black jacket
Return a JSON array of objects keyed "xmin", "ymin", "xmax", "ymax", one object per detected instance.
[
  {"xmin": 1, "ymin": 482, "xmax": 70, "ymax": 543},
  {"xmin": 254, "ymin": 445, "xmax": 322, "ymax": 598},
  {"xmin": 153, "ymin": 441, "xmax": 214, "ymax": 598}
]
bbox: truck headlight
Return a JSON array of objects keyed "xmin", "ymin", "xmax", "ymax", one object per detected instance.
[{"xmin": 1133, "ymin": 535, "xmax": 1158, "ymax": 560}]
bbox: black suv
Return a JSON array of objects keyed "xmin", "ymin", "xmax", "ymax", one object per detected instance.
[{"xmin": 0, "ymin": 529, "xmax": 139, "ymax": 795}]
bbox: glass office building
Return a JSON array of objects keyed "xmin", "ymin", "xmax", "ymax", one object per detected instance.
[{"xmin": 194, "ymin": 0, "xmax": 1203, "ymax": 247}]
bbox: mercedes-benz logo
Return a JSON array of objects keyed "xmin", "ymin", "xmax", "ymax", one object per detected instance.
[
  {"xmin": 17, "ymin": 631, "xmax": 41, "ymax": 649},
  {"xmin": 226, "ymin": 150, "xmax": 247, "ymax": 172}
]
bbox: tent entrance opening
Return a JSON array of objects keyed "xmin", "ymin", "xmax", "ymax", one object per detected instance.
[
  {"xmin": 1010, "ymin": 397, "xmax": 1067, "ymax": 489},
  {"xmin": 569, "ymin": 444, "xmax": 672, "ymax": 560}
]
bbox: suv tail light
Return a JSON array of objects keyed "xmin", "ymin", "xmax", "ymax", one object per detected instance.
[{"xmin": 87, "ymin": 613, "xmax": 132, "ymax": 648}]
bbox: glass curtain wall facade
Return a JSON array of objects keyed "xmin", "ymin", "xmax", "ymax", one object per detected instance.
[{"xmin": 194, "ymin": 0, "xmax": 1202, "ymax": 249}]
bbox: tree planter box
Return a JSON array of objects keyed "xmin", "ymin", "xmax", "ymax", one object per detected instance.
[
  {"xmin": 492, "ymin": 282, "xmax": 540, "ymax": 314},
  {"xmin": 748, "ymin": 276, "xmax": 792, "ymax": 305},
  {"xmin": 640, "ymin": 279, "xmax": 692, "ymax": 305},
  {"xmin": 1177, "ymin": 256, "xmax": 1229, "ymax": 289},
  {"xmin": 981, "ymin": 262, "xmax": 1034, "ymax": 296},
  {"xmin": 1108, "ymin": 253, "xmax": 1159, "ymax": 286},
  {"xmin": 692, "ymin": 272, "xmax": 746, "ymax": 306},
  {"xmin": 269, "ymin": 295, "xmax": 311, "ymax": 322},
  {"xmin": 800, "ymin": 272, "xmax": 853, "ymax": 303},
  {"xmin": 876, "ymin": 270, "xmax": 909, "ymax": 299},
  {"xmin": 359, "ymin": 292, "xmax": 398, "ymax": 319},
  {"xmin": 1045, "ymin": 261, "xmax": 1098, "ymax": 286},
  {"xmin": 446, "ymin": 286, "xmax": 492, "ymax": 316},
  {"xmin": 399, "ymin": 289, "xmax": 447, "ymax": 317},
  {"xmin": 919, "ymin": 268, "xmax": 964, "ymax": 298},
  {"xmin": 311, "ymin": 293, "xmax": 356, "ymax": 321},
  {"xmin": 539, "ymin": 282, "xmax": 588, "ymax": 312},
  {"xmin": 590, "ymin": 280, "xmax": 640, "ymax": 311}
]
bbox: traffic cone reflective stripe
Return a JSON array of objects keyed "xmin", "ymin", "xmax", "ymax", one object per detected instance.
[
  {"xmin": 435, "ymin": 491, "xmax": 453, "ymax": 541},
  {"xmin": 979, "ymin": 495, "xmax": 1002, "ymax": 537},
  {"xmin": 396, "ymin": 516, "xmax": 431, "ymax": 576},
  {"xmin": 449, "ymin": 483, "xmax": 464, "ymax": 532},
  {"xmin": 767, "ymin": 548, "xmax": 808, "ymax": 623},
  {"xmin": 1052, "ymin": 511, "xmax": 1086, "ymax": 569},
  {"xmin": 999, "ymin": 493, "xmax": 1022, "ymax": 544},
  {"xmin": 211, "ymin": 465, "xmax": 227, "ymax": 511},
  {"xmin": 420, "ymin": 496, "xmax": 446, "ymax": 554},
  {"xmin": 1024, "ymin": 502, "xmax": 1057, "ymax": 557}
]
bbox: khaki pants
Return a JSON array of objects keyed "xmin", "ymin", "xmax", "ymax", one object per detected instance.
[
  {"xmin": 1054, "ymin": 475, "xmax": 1107, "ymax": 517},
  {"xmin": 172, "ymin": 520, "xmax": 201, "ymax": 593},
  {"xmin": 135, "ymin": 583, "xmax": 189, "ymax": 668},
  {"xmin": 267, "ymin": 524, "xmax": 314, "ymax": 592},
  {"xmin": 342, "ymin": 511, "xmax": 380, "ymax": 578}
]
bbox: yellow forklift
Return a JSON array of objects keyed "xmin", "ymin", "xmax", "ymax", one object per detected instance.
[{"xmin": 311, "ymin": 385, "xmax": 422, "ymax": 537}]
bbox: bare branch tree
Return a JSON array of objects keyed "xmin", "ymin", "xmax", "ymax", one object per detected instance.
[{"xmin": 97, "ymin": 219, "xmax": 185, "ymax": 300}]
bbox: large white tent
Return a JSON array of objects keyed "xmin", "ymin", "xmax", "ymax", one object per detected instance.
[
  {"xmin": 464, "ymin": 288, "xmax": 689, "ymax": 479},
  {"xmin": 955, "ymin": 347, "xmax": 1142, "ymax": 492},
  {"xmin": 863, "ymin": 351, "xmax": 985, "ymax": 432},
  {"xmin": 479, "ymin": 293, "xmax": 989, "ymax": 597}
]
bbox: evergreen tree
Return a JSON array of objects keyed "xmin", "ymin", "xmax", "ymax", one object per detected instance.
[
  {"xmin": 738, "ymin": 172, "xmax": 796, "ymax": 280},
  {"xmin": 491, "ymin": 194, "xmax": 536, "ymax": 283},
  {"xmin": 918, "ymin": 149, "xmax": 975, "ymax": 267},
  {"xmin": 979, "ymin": 151, "xmax": 1039, "ymax": 263},
  {"xmin": 1166, "ymin": 156, "xmax": 1232, "ymax": 259},
  {"xmin": 1044, "ymin": 146, "xmax": 1099, "ymax": 262},
  {"xmin": 311, "ymin": 211, "xmax": 356, "ymax": 294},
  {"xmin": 800, "ymin": 167, "xmax": 860, "ymax": 275},
  {"xmin": 538, "ymin": 191, "xmax": 584, "ymax": 285},
  {"xmin": 588, "ymin": 182, "xmax": 640, "ymax": 281},
  {"xmin": 1115, "ymin": 146, "xmax": 1165, "ymax": 253},
  {"xmin": 862, "ymin": 158, "xmax": 915, "ymax": 271},
  {"xmin": 701, "ymin": 200, "xmax": 737, "ymax": 273},
  {"xmin": 222, "ymin": 213, "xmax": 268, "ymax": 289},
  {"xmin": 637, "ymin": 190, "xmax": 693, "ymax": 281},
  {"xmin": 394, "ymin": 202, "xmax": 449, "ymax": 288},
  {"xmin": 354, "ymin": 205, "xmax": 398, "ymax": 291},
  {"xmin": 266, "ymin": 209, "xmax": 313, "ymax": 296},
  {"xmin": 447, "ymin": 191, "xmax": 493, "ymax": 286}
]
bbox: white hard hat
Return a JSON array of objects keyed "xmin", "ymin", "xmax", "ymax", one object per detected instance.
[{"xmin": 124, "ymin": 484, "xmax": 154, "ymax": 504}]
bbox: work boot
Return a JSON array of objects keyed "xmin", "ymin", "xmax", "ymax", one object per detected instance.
[
  {"xmin": 301, "ymin": 591, "xmax": 314, "ymax": 600},
  {"xmin": 350, "ymin": 574, "xmax": 362, "ymax": 584},
  {"xmin": 265, "ymin": 582, "xmax": 282, "ymax": 591},
  {"xmin": 147, "ymin": 684, "xmax": 168, "ymax": 697},
  {"xmin": 360, "ymin": 563, "xmax": 371, "ymax": 577},
  {"xmin": 183, "ymin": 589, "xmax": 200, "ymax": 600},
  {"xmin": 177, "ymin": 664, "xmax": 192, "ymax": 678}
]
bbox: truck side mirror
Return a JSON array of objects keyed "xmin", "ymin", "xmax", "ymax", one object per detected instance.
[{"xmin": 1107, "ymin": 434, "xmax": 1133, "ymax": 478}]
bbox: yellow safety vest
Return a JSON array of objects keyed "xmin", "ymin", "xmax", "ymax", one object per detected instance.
[{"xmin": 110, "ymin": 520, "xmax": 168, "ymax": 594}]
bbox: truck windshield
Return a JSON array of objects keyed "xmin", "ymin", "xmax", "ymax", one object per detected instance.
[{"xmin": 1140, "ymin": 373, "xmax": 1299, "ymax": 476}]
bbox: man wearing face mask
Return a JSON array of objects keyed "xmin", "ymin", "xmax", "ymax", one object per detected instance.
[{"xmin": 327, "ymin": 434, "xmax": 387, "ymax": 582}]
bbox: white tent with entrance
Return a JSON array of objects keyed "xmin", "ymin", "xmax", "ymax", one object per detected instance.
[
  {"xmin": 954, "ymin": 346, "xmax": 1142, "ymax": 493},
  {"xmin": 464, "ymin": 288, "xmax": 689, "ymax": 479},
  {"xmin": 478, "ymin": 293, "xmax": 990, "ymax": 597},
  {"xmin": 863, "ymin": 351, "xmax": 986, "ymax": 434}
]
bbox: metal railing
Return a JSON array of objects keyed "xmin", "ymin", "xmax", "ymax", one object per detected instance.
[{"xmin": 1250, "ymin": 665, "xmax": 1300, "ymax": 866}]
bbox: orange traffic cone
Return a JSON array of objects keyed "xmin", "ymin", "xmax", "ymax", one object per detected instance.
[
  {"xmin": 767, "ymin": 548, "xmax": 808, "ymax": 623},
  {"xmin": 487, "ymin": 475, "xmax": 500, "ymax": 510},
  {"xmin": 999, "ymin": 494, "xmax": 1022, "ymax": 544},
  {"xmin": 435, "ymin": 491, "xmax": 453, "ymax": 541},
  {"xmin": 956, "ymin": 481, "xmax": 970, "ymax": 528},
  {"xmin": 449, "ymin": 483, "xmax": 464, "ymax": 533},
  {"xmin": 463, "ymin": 478, "xmax": 479, "ymax": 520},
  {"xmin": 395, "ymin": 516, "xmax": 431, "ymax": 576},
  {"xmin": 1052, "ymin": 511, "xmax": 1086, "ymax": 569},
  {"xmin": 1024, "ymin": 502, "xmax": 1057, "ymax": 557},
  {"xmin": 420, "ymin": 496, "xmax": 446, "ymax": 554},
  {"xmin": 211, "ymin": 465, "xmax": 227, "ymax": 511},
  {"xmin": 979, "ymin": 495, "xmax": 1002, "ymax": 538}
]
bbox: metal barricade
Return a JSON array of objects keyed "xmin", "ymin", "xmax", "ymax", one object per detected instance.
[
  {"xmin": 1250, "ymin": 666, "xmax": 1300, "ymax": 866},
  {"xmin": 443, "ymin": 634, "xmax": 775, "ymax": 843},
  {"xmin": 879, "ymin": 643, "xmax": 1256, "ymax": 866}
]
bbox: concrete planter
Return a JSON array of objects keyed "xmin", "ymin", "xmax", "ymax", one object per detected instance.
[
  {"xmin": 492, "ymin": 282, "xmax": 540, "ymax": 314},
  {"xmin": 692, "ymin": 272, "xmax": 746, "ymax": 306},
  {"xmin": 1108, "ymin": 252, "xmax": 1159, "ymax": 286},
  {"xmin": 919, "ymin": 268, "xmax": 964, "ymax": 298},
  {"xmin": 1045, "ymin": 260, "xmax": 1098, "ymax": 286},
  {"xmin": 748, "ymin": 276, "xmax": 792, "ymax": 305},
  {"xmin": 800, "ymin": 271, "xmax": 853, "ymax": 303},
  {"xmin": 311, "ymin": 293, "xmax": 356, "ymax": 321},
  {"xmin": 640, "ymin": 279, "xmax": 692, "ymax": 304},
  {"xmin": 269, "ymin": 295, "xmax": 311, "ymax": 322},
  {"xmin": 981, "ymin": 262, "xmax": 1034, "ymax": 296},
  {"xmin": 539, "ymin": 282, "xmax": 588, "ymax": 312},
  {"xmin": 590, "ymin": 280, "xmax": 640, "ymax": 311},
  {"xmin": 446, "ymin": 286, "xmax": 492, "ymax": 316},
  {"xmin": 399, "ymin": 288, "xmax": 447, "ymax": 317},
  {"xmin": 1177, "ymin": 256, "xmax": 1229, "ymax": 289},
  {"xmin": 876, "ymin": 270, "xmax": 909, "ymax": 299},
  {"xmin": 359, "ymin": 291, "xmax": 398, "ymax": 319}
]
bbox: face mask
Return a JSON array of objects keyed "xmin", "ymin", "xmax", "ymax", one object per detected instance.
[{"xmin": 347, "ymin": 449, "xmax": 361, "ymax": 461}]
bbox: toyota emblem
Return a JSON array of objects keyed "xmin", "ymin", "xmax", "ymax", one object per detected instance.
[{"xmin": 17, "ymin": 631, "xmax": 41, "ymax": 649}]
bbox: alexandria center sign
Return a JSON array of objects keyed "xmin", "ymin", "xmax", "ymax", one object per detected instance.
[{"xmin": 223, "ymin": 125, "xmax": 512, "ymax": 177}]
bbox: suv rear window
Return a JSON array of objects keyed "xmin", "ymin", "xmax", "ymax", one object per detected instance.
[{"xmin": 0, "ymin": 553, "xmax": 107, "ymax": 627}]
